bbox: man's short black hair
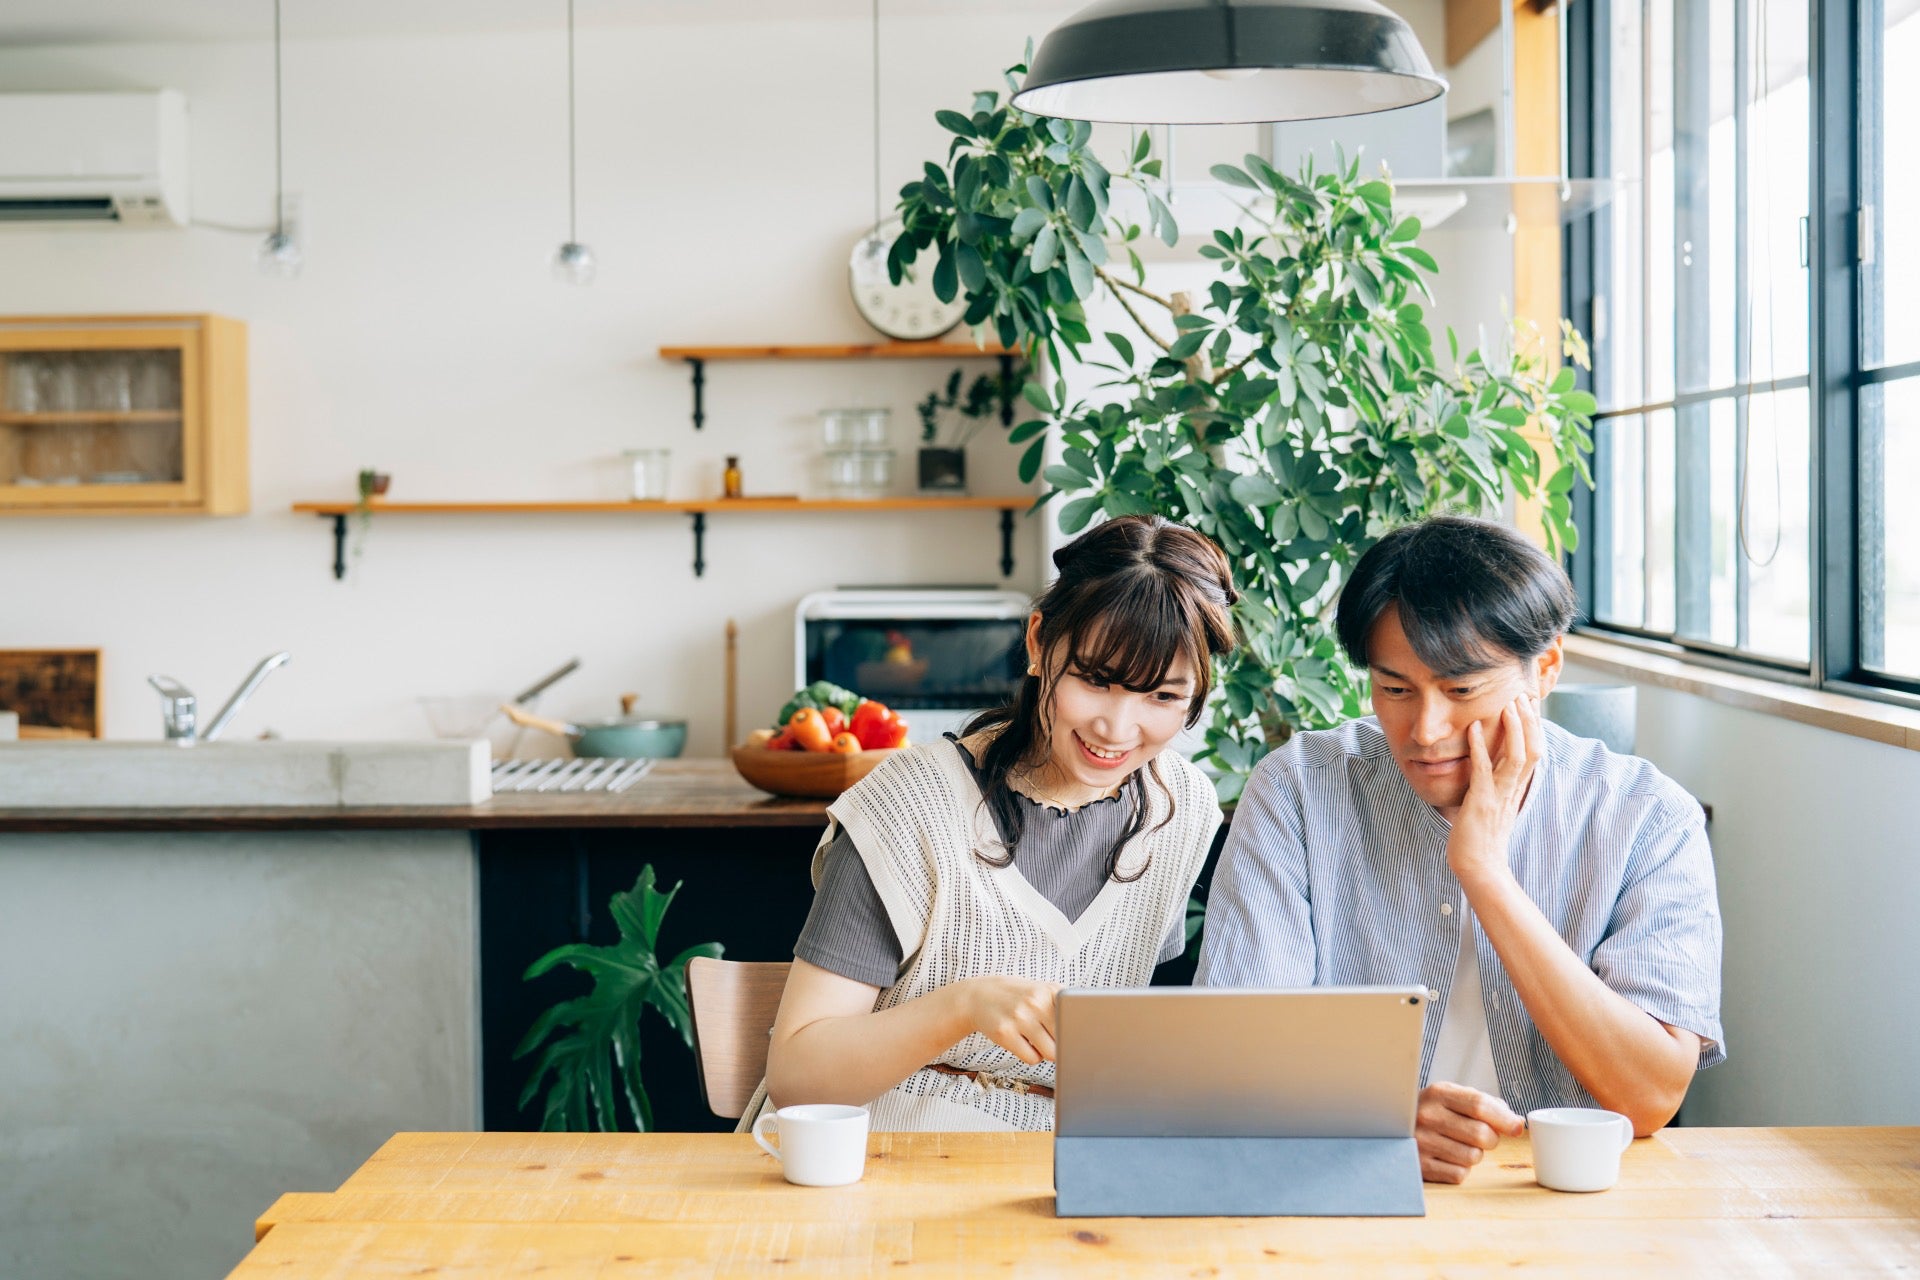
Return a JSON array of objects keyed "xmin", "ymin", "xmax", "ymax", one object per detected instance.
[{"xmin": 1336, "ymin": 516, "xmax": 1579, "ymax": 678}]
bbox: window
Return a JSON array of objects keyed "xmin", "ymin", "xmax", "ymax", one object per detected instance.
[{"xmin": 1567, "ymin": 0, "xmax": 1920, "ymax": 702}]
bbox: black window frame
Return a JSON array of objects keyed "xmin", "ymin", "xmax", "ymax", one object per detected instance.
[{"xmin": 1564, "ymin": 0, "xmax": 1920, "ymax": 709}]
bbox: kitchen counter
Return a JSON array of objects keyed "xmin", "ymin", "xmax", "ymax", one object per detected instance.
[{"xmin": 0, "ymin": 759, "xmax": 830, "ymax": 832}]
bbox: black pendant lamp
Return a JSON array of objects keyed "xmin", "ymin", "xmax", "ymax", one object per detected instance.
[{"xmin": 1011, "ymin": 0, "xmax": 1444, "ymax": 125}]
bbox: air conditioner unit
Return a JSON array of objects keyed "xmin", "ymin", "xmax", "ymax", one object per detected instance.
[{"xmin": 0, "ymin": 91, "xmax": 189, "ymax": 227}]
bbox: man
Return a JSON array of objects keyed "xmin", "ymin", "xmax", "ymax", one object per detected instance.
[{"xmin": 1196, "ymin": 516, "xmax": 1724, "ymax": 1184}]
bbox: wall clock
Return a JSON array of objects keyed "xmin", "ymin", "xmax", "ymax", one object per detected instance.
[{"xmin": 848, "ymin": 218, "xmax": 966, "ymax": 342}]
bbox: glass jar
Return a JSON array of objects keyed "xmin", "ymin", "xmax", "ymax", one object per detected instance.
[
  {"xmin": 824, "ymin": 448, "xmax": 894, "ymax": 498},
  {"xmin": 819, "ymin": 407, "xmax": 890, "ymax": 449},
  {"xmin": 623, "ymin": 448, "xmax": 671, "ymax": 501}
]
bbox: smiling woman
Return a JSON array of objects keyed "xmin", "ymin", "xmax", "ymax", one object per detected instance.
[{"xmin": 760, "ymin": 515, "xmax": 1238, "ymax": 1132}]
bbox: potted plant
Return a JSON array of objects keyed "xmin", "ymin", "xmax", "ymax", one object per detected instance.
[
  {"xmin": 912, "ymin": 363, "xmax": 1027, "ymax": 494},
  {"xmin": 350, "ymin": 468, "xmax": 390, "ymax": 562},
  {"xmin": 514, "ymin": 866, "xmax": 722, "ymax": 1131},
  {"xmin": 889, "ymin": 55, "xmax": 1597, "ymax": 800}
]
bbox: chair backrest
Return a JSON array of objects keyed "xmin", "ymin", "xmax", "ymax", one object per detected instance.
[{"xmin": 685, "ymin": 957, "xmax": 791, "ymax": 1119}]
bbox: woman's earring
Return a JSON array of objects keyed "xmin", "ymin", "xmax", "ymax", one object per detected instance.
[{"xmin": 1026, "ymin": 663, "xmax": 1039, "ymax": 677}]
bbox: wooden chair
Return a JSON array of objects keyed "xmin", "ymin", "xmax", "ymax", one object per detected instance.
[{"xmin": 685, "ymin": 957, "xmax": 791, "ymax": 1122}]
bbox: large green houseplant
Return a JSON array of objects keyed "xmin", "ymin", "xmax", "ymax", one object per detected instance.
[
  {"xmin": 515, "ymin": 867, "xmax": 721, "ymax": 1132},
  {"xmin": 890, "ymin": 57, "xmax": 1596, "ymax": 800}
]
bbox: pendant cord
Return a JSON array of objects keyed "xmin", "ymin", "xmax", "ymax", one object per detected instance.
[
  {"xmin": 272, "ymin": 0, "xmax": 284, "ymax": 235},
  {"xmin": 566, "ymin": 0, "xmax": 578, "ymax": 243},
  {"xmin": 870, "ymin": 0, "xmax": 881, "ymax": 238}
]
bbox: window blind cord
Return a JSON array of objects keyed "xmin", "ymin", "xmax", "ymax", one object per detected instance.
[{"xmin": 1737, "ymin": 0, "xmax": 1784, "ymax": 569}]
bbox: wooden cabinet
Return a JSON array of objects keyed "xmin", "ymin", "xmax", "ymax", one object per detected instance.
[{"xmin": 0, "ymin": 314, "xmax": 247, "ymax": 515}]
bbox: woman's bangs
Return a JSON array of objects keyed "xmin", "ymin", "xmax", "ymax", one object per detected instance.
[{"xmin": 1063, "ymin": 580, "xmax": 1195, "ymax": 693}]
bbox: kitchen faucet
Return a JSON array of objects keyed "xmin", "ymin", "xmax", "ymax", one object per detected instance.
[{"xmin": 146, "ymin": 652, "xmax": 292, "ymax": 744}]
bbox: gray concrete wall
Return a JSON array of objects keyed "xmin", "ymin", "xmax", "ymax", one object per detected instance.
[
  {"xmin": 1565, "ymin": 663, "xmax": 1920, "ymax": 1128},
  {"xmin": 0, "ymin": 830, "xmax": 479, "ymax": 1280}
]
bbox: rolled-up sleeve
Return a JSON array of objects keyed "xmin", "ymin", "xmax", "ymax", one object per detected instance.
[
  {"xmin": 1589, "ymin": 799, "xmax": 1727, "ymax": 1069},
  {"xmin": 1194, "ymin": 755, "xmax": 1316, "ymax": 988}
]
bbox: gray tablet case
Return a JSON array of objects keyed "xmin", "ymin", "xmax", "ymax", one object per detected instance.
[{"xmin": 1053, "ymin": 987, "xmax": 1428, "ymax": 1218}]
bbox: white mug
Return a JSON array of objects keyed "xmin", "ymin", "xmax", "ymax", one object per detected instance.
[
  {"xmin": 752, "ymin": 1103, "xmax": 870, "ymax": 1187},
  {"xmin": 1527, "ymin": 1106, "xmax": 1635, "ymax": 1192}
]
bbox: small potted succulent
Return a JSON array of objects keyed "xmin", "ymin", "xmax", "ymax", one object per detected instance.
[
  {"xmin": 912, "ymin": 363, "xmax": 1024, "ymax": 494},
  {"xmin": 351, "ymin": 469, "xmax": 391, "ymax": 560}
]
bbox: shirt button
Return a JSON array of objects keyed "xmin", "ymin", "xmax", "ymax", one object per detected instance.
[
  {"xmin": 1440, "ymin": 902, "xmax": 1454, "ymax": 916},
  {"xmin": 1428, "ymin": 987, "xmax": 1441, "ymax": 1001}
]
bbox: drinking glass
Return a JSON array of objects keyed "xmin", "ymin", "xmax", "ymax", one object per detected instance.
[
  {"xmin": 624, "ymin": 448, "xmax": 671, "ymax": 501},
  {"xmin": 4, "ymin": 354, "xmax": 41, "ymax": 413}
]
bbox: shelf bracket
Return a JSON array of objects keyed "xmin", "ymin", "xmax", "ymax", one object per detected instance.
[
  {"xmin": 329, "ymin": 514, "xmax": 347, "ymax": 580},
  {"xmin": 685, "ymin": 357, "xmax": 706, "ymax": 430},
  {"xmin": 998, "ymin": 508, "xmax": 1015, "ymax": 578},
  {"xmin": 997, "ymin": 354, "xmax": 1016, "ymax": 426},
  {"xmin": 690, "ymin": 511, "xmax": 707, "ymax": 577}
]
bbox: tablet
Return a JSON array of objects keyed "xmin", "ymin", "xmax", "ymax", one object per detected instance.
[
  {"xmin": 1055, "ymin": 986, "xmax": 1427, "ymax": 1137},
  {"xmin": 1053, "ymin": 986, "xmax": 1428, "ymax": 1216}
]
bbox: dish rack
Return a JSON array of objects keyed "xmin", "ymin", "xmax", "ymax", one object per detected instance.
[{"xmin": 490, "ymin": 758, "xmax": 654, "ymax": 794}]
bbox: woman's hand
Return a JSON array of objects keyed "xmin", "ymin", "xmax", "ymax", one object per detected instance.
[{"xmin": 956, "ymin": 975, "xmax": 1063, "ymax": 1064}]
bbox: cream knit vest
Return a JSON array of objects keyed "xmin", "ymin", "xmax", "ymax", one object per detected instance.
[{"xmin": 817, "ymin": 737, "xmax": 1221, "ymax": 1131}]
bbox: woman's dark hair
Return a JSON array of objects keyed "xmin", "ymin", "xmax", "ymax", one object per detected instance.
[
  {"xmin": 1335, "ymin": 516, "xmax": 1578, "ymax": 677},
  {"xmin": 962, "ymin": 515, "xmax": 1238, "ymax": 882}
]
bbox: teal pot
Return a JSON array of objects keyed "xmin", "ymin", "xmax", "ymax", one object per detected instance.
[{"xmin": 504, "ymin": 701, "xmax": 687, "ymax": 759}]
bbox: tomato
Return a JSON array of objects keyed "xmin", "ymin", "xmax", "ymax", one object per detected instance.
[
  {"xmin": 850, "ymin": 699, "xmax": 896, "ymax": 749},
  {"xmin": 766, "ymin": 728, "xmax": 795, "ymax": 750},
  {"xmin": 787, "ymin": 707, "xmax": 833, "ymax": 752},
  {"xmin": 828, "ymin": 731, "xmax": 862, "ymax": 755},
  {"xmin": 821, "ymin": 705, "xmax": 847, "ymax": 737}
]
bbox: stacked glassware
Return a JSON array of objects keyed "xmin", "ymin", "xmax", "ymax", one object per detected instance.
[{"xmin": 818, "ymin": 408, "xmax": 893, "ymax": 497}]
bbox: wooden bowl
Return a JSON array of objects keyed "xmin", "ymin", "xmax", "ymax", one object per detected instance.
[{"xmin": 729, "ymin": 743, "xmax": 901, "ymax": 799}]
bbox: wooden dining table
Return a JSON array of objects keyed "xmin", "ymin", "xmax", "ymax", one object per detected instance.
[{"xmin": 229, "ymin": 1127, "xmax": 1920, "ymax": 1277}]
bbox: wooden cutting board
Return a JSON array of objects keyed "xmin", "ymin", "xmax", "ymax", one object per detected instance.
[{"xmin": 0, "ymin": 648, "xmax": 101, "ymax": 737}]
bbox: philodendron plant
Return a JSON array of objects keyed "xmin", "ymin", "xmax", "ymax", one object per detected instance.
[
  {"xmin": 891, "ymin": 56, "xmax": 1596, "ymax": 801},
  {"xmin": 515, "ymin": 866, "xmax": 720, "ymax": 1132}
]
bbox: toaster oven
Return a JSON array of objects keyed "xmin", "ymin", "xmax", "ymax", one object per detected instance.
[{"xmin": 794, "ymin": 589, "xmax": 1032, "ymax": 743}]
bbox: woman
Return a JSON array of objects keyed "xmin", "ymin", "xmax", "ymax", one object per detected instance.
[{"xmin": 763, "ymin": 515, "xmax": 1238, "ymax": 1131}]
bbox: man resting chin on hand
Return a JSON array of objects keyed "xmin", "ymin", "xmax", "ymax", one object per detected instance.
[{"xmin": 1196, "ymin": 517, "xmax": 1724, "ymax": 1184}]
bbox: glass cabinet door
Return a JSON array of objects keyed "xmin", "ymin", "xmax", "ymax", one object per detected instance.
[{"xmin": 0, "ymin": 346, "xmax": 186, "ymax": 489}]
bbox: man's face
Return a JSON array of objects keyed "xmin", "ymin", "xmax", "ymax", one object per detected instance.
[{"xmin": 1366, "ymin": 607, "xmax": 1562, "ymax": 816}]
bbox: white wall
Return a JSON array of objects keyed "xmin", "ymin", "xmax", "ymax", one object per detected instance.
[
  {"xmin": 1565, "ymin": 661, "xmax": 1920, "ymax": 1127},
  {"xmin": 0, "ymin": 15, "xmax": 1081, "ymax": 753}
]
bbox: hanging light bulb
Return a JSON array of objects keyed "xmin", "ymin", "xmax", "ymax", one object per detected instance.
[
  {"xmin": 258, "ymin": 0, "xmax": 301, "ymax": 277},
  {"xmin": 552, "ymin": 240, "xmax": 597, "ymax": 285},
  {"xmin": 551, "ymin": 0, "xmax": 595, "ymax": 284}
]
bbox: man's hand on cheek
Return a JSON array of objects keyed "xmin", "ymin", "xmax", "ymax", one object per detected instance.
[
  {"xmin": 1416, "ymin": 1082, "xmax": 1526, "ymax": 1184},
  {"xmin": 1445, "ymin": 693, "xmax": 1545, "ymax": 889}
]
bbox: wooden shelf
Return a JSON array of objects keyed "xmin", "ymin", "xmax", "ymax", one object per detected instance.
[
  {"xmin": 291, "ymin": 496, "xmax": 1033, "ymax": 580},
  {"xmin": 656, "ymin": 340, "xmax": 1016, "ymax": 361},
  {"xmin": 657, "ymin": 339, "xmax": 1021, "ymax": 430}
]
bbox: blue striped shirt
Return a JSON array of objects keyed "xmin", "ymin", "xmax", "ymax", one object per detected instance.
[{"xmin": 1195, "ymin": 716, "xmax": 1725, "ymax": 1116}]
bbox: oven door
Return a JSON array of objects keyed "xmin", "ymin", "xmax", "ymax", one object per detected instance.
[{"xmin": 795, "ymin": 590, "xmax": 1030, "ymax": 743}]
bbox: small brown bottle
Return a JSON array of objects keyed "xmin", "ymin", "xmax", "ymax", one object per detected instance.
[{"xmin": 722, "ymin": 455, "xmax": 743, "ymax": 499}]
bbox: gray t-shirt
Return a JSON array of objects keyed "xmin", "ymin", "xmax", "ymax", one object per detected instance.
[{"xmin": 794, "ymin": 738, "xmax": 1186, "ymax": 987}]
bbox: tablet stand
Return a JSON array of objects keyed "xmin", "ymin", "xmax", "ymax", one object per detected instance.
[{"xmin": 1054, "ymin": 1134, "xmax": 1425, "ymax": 1217}]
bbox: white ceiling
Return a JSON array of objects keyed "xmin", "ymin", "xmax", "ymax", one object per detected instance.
[{"xmin": 0, "ymin": 0, "xmax": 1044, "ymax": 47}]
